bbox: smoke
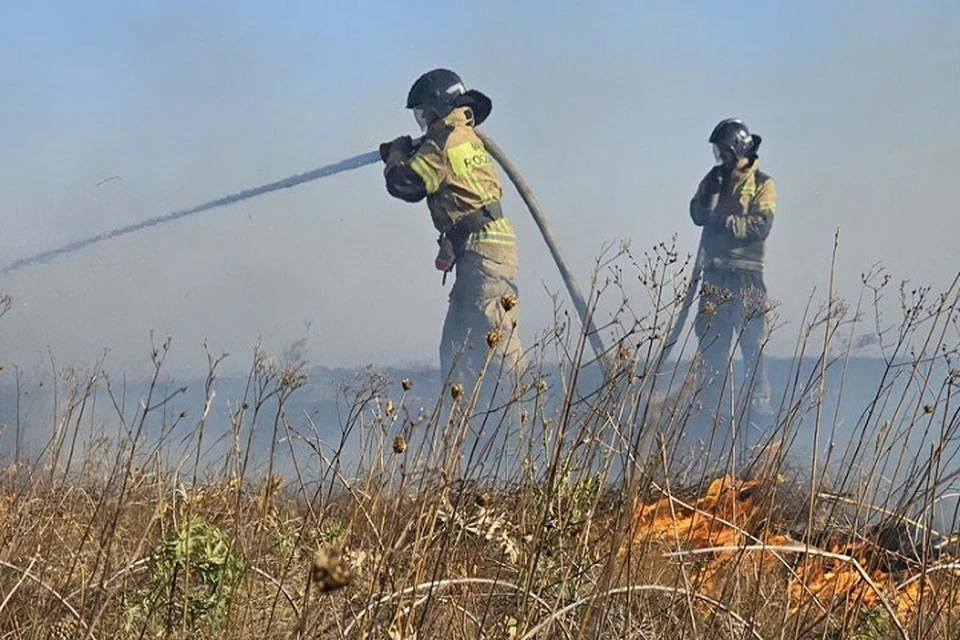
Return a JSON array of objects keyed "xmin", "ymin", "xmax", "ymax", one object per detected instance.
[{"xmin": 0, "ymin": 2, "xmax": 957, "ymax": 378}]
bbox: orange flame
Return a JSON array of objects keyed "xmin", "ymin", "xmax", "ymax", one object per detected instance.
[
  {"xmin": 633, "ymin": 474, "xmax": 946, "ymax": 622},
  {"xmin": 634, "ymin": 475, "xmax": 768, "ymax": 550}
]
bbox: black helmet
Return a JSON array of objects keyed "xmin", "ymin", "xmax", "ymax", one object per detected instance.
[
  {"xmin": 406, "ymin": 68, "xmax": 492, "ymax": 125},
  {"xmin": 709, "ymin": 118, "xmax": 761, "ymax": 159}
]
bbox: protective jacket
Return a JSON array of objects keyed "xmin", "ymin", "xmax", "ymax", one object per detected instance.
[
  {"xmin": 382, "ymin": 106, "xmax": 522, "ymax": 381},
  {"xmin": 383, "ymin": 107, "xmax": 516, "ymax": 262},
  {"xmin": 690, "ymin": 160, "xmax": 776, "ymax": 272}
]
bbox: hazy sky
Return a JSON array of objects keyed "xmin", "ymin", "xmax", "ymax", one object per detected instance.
[{"xmin": 1, "ymin": 1, "xmax": 958, "ymax": 378}]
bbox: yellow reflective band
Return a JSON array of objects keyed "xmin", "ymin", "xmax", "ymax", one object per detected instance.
[
  {"xmin": 479, "ymin": 182, "xmax": 496, "ymax": 204},
  {"xmin": 465, "ymin": 218, "xmax": 516, "ymax": 248},
  {"xmin": 470, "ymin": 232, "xmax": 516, "ymax": 243},
  {"xmin": 466, "ymin": 237, "xmax": 517, "ymax": 249},
  {"xmin": 409, "ymin": 156, "xmax": 440, "ymax": 194},
  {"xmin": 483, "ymin": 187, "xmax": 497, "ymax": 204},
  {"xmin": 486, "ymin": 219, "xmax": 512, "ymax": 232},
  {"xmin": 467, "ymin": 172, "xmax": 490, "ymax": 203},
  {"xmin": 755, "ymin": 201, "xmax": 776, "ymax": 213}
]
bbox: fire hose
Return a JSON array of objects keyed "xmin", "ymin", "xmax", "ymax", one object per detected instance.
[
  {"xmin": 1, "ymin": 133, "xmax": 609, "ymax": 368},
  {"xmin": 477, "ymin": 133, "xmax": 610, "ymax": 370}
]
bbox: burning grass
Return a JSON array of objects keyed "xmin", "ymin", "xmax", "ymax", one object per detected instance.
[
  {"xmin": 0, "ymin": 248, "xmax": 958, "ymax": 639},
  {"xmin": 631, "ymin": 466, "xmax": 960, "ymax": 638}
]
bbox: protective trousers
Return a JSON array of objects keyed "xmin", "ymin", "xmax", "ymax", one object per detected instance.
[
  {"xmin": 440, "ymin": 249, "xmax": 524, "ymax": 386},
  {"xmin": 689, "ymin": 268, "xmax": 772, "ymax": 456}
]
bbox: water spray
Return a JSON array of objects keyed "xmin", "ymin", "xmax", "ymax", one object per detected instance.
[
  {"xmin": 2, "ymin": 135, "xmax": 609, "ymax": 367},
  {"xmin": 1, "ymin": 150, "xmax": 382, "ymax": 275}
]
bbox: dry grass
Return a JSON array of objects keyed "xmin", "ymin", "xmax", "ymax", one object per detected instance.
[{"xmin": 1, "ymin": 244, "xmax": 958, "ymax": 639}]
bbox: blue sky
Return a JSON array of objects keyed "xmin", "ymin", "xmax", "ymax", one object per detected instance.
[{"xmin": 1, "ymin": 1, "xmax": 958, "ymax": 376}]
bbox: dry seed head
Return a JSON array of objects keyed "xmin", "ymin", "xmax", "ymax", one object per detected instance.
[
  {"xmin": 385, "ymin": 399, "xmax": 395, "ymax": 416},
  {"xmin": 392, "ymin": 434, "xmax": 407, "ymax": 454},
  {"xmin": 475, "ymin": 491, "xmax": 493, "ymax": 507},
  {"xmin": 47, "ymin": 616, "xmax": 78, "ymax": 640},
  {"xmin": 500, "ymin": 292, "xmax": 517, "ymax": 311},
  {"xmin": 401, "ymin": 378, "xmax": 413, "ymax": 391},
  {"xmin": 450, "ymin": 383, "xmax": 464, "ymax": 400},
  {"xmin": 924, "ymin": 404, "xmax": 934, "ymax": 414},
  {"xmin": 311, "ymin": 547, "xmax": 352, "ymax": 592},
  {"xmin": 486, "ymin": 328, "xmax": 502, "ymax": 349}
]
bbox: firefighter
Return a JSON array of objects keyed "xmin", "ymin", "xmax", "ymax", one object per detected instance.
[
  {"xmin": 380, "ymin": 69, "xmax": 524, "ymax": 385},
  {"xmin": 688, "ymin": 118, "xmax": 776, "ymax": 444}
]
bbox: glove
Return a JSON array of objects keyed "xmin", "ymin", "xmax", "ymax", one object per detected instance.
[
  {"xmin": 380, "ymin": 135, "xmax": 414, "ymax": 163},
  {"xmin": 725, "ymin": 214, "xmax": 749, "ymax": 239},
  {"xmin": 703, "ymin": 166, "xmax": 725, "ymax": 197},
  {"xmin": 435, "ymin": 235, "xmax": 455, "ymax": 272}
]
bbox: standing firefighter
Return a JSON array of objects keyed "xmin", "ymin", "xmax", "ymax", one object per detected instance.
[
  {"xmin": 689, "ymin": 118, "xmax": 776, "ymax": 442},
  {"xmin": 380, "ymin": 69, "xmax": 523, "ymax": 384}
]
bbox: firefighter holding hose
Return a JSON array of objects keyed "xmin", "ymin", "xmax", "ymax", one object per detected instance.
[
  {"xmin": 380, "ymin": 69, "xmax": 524, "ymax": 384},
  {"xmin": 688, "ymin": 118, "xmax": 777, "ymax": 442}
]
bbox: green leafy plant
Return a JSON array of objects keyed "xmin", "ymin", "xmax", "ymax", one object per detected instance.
[{"xmin": 125, "ymin": 517, "xmax": 245, "ymax": 637}]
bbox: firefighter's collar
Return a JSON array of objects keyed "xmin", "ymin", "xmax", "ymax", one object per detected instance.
[
  {"xmin": 439, "ymin": 107, "xmax": 475, "ymax": 129},
  {"xmin": 731, "ymin": 158, "xmax": 761, "ymax": 181}
]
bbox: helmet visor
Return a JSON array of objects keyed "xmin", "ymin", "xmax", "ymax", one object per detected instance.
[
  {"xmin": 713, "ymin": 144, "xmax": 723, "ymax": 164},
  {"xmin": 414, "ymin": 108, "xmax": 430, "ymax": 132},
  {"xmin": 713, "ymin": 143, "xmax": 736, "ymax": 166}
]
